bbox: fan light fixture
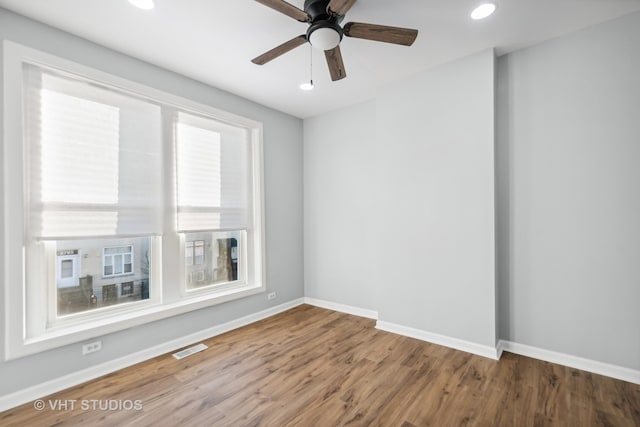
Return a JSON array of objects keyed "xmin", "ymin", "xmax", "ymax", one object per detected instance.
[
  {"xmin": 471, "ymin": 3, "xmax": 496, "ymax": 20},
  {"xmin": 308, "ymin": 27, "xmax": 341, "ymax": 51},
  {"xmin": 128, "ymin": 0, "xmax": 155, "ymax": 10}
]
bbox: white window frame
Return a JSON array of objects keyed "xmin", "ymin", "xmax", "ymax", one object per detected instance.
[{"xmin": 2, "ymin": 41, "xmax": 266, "ymax": 360}]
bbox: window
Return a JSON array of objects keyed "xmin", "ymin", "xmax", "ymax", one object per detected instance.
[
  {"xmin": 103, "ymin": 245, "xmax": 134, "ymax": 277},
  {"xmin": 185, "ymin": 240, "xmax": 204, "ymax": 267},
  {"xmin": 175, "ymin": 112, "xmax": 256, "ymax": 292},
  {"xmin": 121, "ymin": 282, "xmax": 134, "ymax": 296},
  {"xmin": 185, "ymin": 241, "xmax": 194, "ymax": 266},
  {"xmin": 194, "ymin": 241, "xmax": 205, "ymax": 265},
  {"xmin": 3, "ymin": 42, "xmax": 265, "ymax": 360},
  {"xmin": 60, "ymin": 260, "xmax": 74, "ymax": 278}
]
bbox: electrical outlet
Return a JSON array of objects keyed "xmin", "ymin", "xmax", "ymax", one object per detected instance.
[
  {"xmin": 82, "ymin": 340, "xmax": 102, "ymax": 355},
  {"xmin": 267, "ymin": 292, "xmax": 276, "ymax": 300}
]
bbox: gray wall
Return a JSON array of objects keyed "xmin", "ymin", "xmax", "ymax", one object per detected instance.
[
  {"xmin": 304, "ymin": 50, "xmax": 497, "ymax": 348},
  {"xmin": 375, "ymin": 50, "xmax": 497, "ymax": 348},
  {"xmin": 304, "ymin": 100, "xmax": 378, "ymax": 311},
  {"xmin": 0, "ymin": 8, "xmax": 303, "ymax": 395},
  {"xmin": 497, "ymin": 12, "xmax": 640, "ymax": 370},
  {"xmin": 304, "ymin": 11, "xmax": 640, "ymax": 371}
]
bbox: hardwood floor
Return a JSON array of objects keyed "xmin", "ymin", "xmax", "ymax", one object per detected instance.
[{"xmin": 2, "ymin": 304, "xmax": 639, "ymax": 426}]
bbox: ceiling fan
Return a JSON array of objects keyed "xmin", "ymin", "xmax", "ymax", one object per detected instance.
[{"xmin": 252, "ymin": 0, "xmax": 419, "ymax": 81}]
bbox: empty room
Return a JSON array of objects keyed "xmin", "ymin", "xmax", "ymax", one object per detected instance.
[{"xmin": 1, "ymin": 0, "xmax": 639, "ymax": 425}]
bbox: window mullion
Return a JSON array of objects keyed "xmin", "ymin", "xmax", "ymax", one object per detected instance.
[{"xmin": 160, "ymin": 107, "xmax": 181, "ymax": 302}]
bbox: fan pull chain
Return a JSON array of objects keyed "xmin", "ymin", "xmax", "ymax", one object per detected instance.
[
  {"xmin": 309, "ymin": 43, "xmax": 313, "ymax": 87},
  {"xmin": 300, "ymin": 43, "xmax": 314, "ymax": 90}
]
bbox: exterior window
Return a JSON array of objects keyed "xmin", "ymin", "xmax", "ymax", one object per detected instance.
[
  {"xmin": 60, "ymin": 260, "xmax": 73, "ymax": 278},
  {"xmin": 4, "ymin": 42, "xmax": 265, "ymax": 360},
  {"xmin": 194, "ymin": 240, "xmax": 205, "ymax": 265},
  {"xmin": 185, "ymin": 240, "xmax": 204, "ymax": 267},
  {"xmin": 103, "ymin": 246, "xmax": 134, "ymax": 277},
  {"xmin": 185, "ymin": 241, "xmax": 194, "ymax": 266},
  {"xmin": 121, "ymin": 282, "xmax": 134, "ymax": 296}
]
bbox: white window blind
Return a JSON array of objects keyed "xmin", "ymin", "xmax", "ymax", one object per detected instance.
[
  {"xmin": 175, "ymin": 112, "xmax": 251, "ymax": 232},
  {"xmin": 24, "ymin": 64, "xmax": 163, "ymax": 239}
]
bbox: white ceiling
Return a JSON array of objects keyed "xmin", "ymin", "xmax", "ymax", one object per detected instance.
[{"xmin": 1, "ymin": 0, "xmax": 639, "ymax": 118}]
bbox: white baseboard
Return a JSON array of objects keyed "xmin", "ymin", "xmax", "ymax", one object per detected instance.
[
  {"xmin": 303, "ymin": 297, "xmax": 378, "ymax": 320},
  {"xmin": 498, "ymin": 340, "xmax": 640, "ymax": 385},
  {"xmin": 496, "ymin": 339, "xmax": 506, "ymax": 359},
  {"xmin": 376, "ymin": 320, "xmax": 500, "ymax": 360},
  {"xmin": 0, "ymin": 298, "xmax": 305, "ymax": 412}
]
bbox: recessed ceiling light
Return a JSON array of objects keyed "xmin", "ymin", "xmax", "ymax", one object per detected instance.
[
  {"xmin": 129, "ymin": 0, "xmax": 155, "ymax": 10},
  {"xmin": 471, "ymin": 3, "xmax": 496, "ymax": 20}
]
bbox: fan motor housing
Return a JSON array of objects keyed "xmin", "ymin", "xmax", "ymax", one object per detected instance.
[
  {"xmin": 304, "ymin": 0, "xmax": 330, "ymax": 21},
  {"xmin": 305, "ymin": 0, "xmax": 344, "ymax": 49},
  {"xmin": 304, "ymin": 0, "xmax": 345, "ymax": 22}
]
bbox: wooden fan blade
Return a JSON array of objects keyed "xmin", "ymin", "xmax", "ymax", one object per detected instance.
[
  {"xmin": 252, "ymin": 35, "xmax": 307, "ymax": 65},
  {"xmin": 324, "ymin": 45, "xmax": 346, "ymax": 81},
  {"xmin": 343, "ymin": 22, "xmax": 418, "ymax": 46},
  {"xmin": 327, "ymin": 0, "xmax": 357, "ymax": 16},
  {"xmin": 255, "ymin": 0, "xmax": 310, "ymax": 22}
]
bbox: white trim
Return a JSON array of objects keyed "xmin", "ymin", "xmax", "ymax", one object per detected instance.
[
  {"xmin": 496, "ymin": 338, "xmax": 506, "ymax": 359},
  {"xmin": 498, "ymin": 340, "xmax": 640, "ymax": 385},
  {"xmin": 303, "ymin": 297, "xmax": 378, "ymax": 320},
  {"xmin": 376, "ymin": 320, "xmax": 500, "ymax": 360},
  {"xmin": 0, "ymin": 298, "xmax": 305, "ymax": 412}
]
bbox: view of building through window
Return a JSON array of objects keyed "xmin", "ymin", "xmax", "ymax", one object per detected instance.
[
  {"xmin": 184, "ymin": 231, "xmax": 243, "ymax": 289},
  {"xmin": 103, "ymin": 245, "xmax": 134, "ymax": 277},
  {"xmin": 55, "ymin": 237, "xmax": 151, "ymax": 316}
]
